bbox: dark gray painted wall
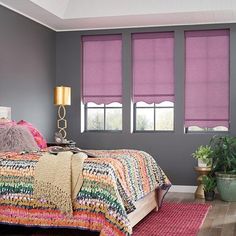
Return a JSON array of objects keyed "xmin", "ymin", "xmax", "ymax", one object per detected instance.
[
  {"xmin": 2, "ymin": 4, "xmax": 235, "ymax": 185},
  {"xmin": 56, "ymin": 24, "xmax": 236, "ymax": 185},
  {"xmin": 0, "ymin": 6, "xmax": 56, "ymax": 140}
]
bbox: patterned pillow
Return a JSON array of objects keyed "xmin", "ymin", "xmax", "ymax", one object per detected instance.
[{"xmin": 17, "ymin": 120, "xmax": 47, "ymax": 149}]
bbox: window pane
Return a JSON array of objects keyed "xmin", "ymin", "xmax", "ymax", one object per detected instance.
[
  {"xmin": 87, "ymin": 109, "xmax": 104, "ymax": 130},
  {"xmin": 106, "ymin": 108, "xmax": 122, "ymax": 130},
  {"xmin": 136, "ymin": 108, "xmax": 154, "ymax": 130},
  {"xmin": 187, "ymin": 126, "xmax": 205, "ymax": 132},
  {"xmin": 155, "ymin": 108, "xmax": 174, "ymax": 131},
  {"xmin": 188, "ymin": 126, "xmax": 228, "ymax": 132},
  {"xmin": 188, "ymin": 126, "xmax": 208, "ymax": 132},
  {"xmin": 136, "ymin": 102, "xmax": 154, "ymax": 107},
  {"xmin": 87, "ymin": 102, "xmax": 104, "ymax": 108},
  {"xmin": 155, "ymin": 101, "xmax": 174, "ymax": 108},
  {"xmin": 212, "ymin": 126, "xmax": 228, "ymax": 131},
  {"xmin": 106, "ymin": 102, "xmax": 122, "ymax": 107}
]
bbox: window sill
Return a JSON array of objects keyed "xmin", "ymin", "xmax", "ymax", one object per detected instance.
[
  {"xmin": 133, "ymin": 130, "xmax": 174, "ymax": 133},
  {"xmin": 83, "ymin": 130, "xmax": 123, "ymax": 133},
  {"xmin": 185, "ymin": 131, "xmax": 229, "ymax": 135}
]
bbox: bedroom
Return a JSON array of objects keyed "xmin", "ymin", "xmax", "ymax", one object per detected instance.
[{"xmin": 0, "ymin": 0, "xmax": 235, "ymax": 235}]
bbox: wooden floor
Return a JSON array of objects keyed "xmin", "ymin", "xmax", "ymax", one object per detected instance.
[
  {"xmin": 1, "ymin": 192, "xmax": 235, "ymax": 235},
  {"xmin": 165, "ymin": 192, "xmax": 236, "ymax": 236}
]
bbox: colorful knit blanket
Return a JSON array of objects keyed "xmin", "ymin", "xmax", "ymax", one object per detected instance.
[{"xmin": 0, "ymin": 149, "xmax": 171, "ymax": 236}]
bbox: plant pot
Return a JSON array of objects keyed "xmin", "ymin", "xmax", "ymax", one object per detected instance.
[
  {"xmin": 198, "ymin": 159, "xmax": 210, "ymax": 167},
  {"xmin": 204, "ymin": 191, "xmax": 215, "ymax": 201},
  {"xmin": 216, "ymin": 172, "xmax": 236, "ymax": 202}
]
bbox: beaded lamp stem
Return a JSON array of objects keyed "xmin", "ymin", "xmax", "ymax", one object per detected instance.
[{"xmin": 57, "ymin": 105, "xmax": 67, "ymax": 139}]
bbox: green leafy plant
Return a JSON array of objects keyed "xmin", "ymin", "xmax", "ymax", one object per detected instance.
[
  {"xmin": 192, "ymin": 145, "xmax": 213, "ymax": 166},
  {"xmin": 210, "ymin": 135, "xmax": 236, "ymax": 174},
  {"xmin": 202, "ymin": 175, "xmax": 216, "ymax": 192}
]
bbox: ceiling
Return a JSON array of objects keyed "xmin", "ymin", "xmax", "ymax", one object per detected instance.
[{"xmin": 1, "ymin": 0, "xmax": 236, "ymax": 31}]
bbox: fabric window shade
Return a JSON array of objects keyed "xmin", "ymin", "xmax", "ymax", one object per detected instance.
[
  {"xmin": 132, "ymin": 32, "xmax": 174, "ymax": 104},
  {"xmin": 185, "ymin": 30, "xmax": 229, "ymax": 128},
  {"xmin": 82, "ymin": 35, "xmax": 122, "ymax": 105}
]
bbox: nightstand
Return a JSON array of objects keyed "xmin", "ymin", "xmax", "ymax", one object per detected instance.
[{"xmin": 47, "ymin": 141, "xmax": 76, "ymax": 148}]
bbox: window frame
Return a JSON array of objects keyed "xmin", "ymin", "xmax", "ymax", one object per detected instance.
[
  {"xmin": 133, "ymin": 102, "xmax": 175, "ymax": 133},
  {"xmin": 84, "ymin": 103, "xmax": 122, "ymax": 132}
]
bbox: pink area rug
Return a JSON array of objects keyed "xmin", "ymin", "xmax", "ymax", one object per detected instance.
[{"xmin": 132, "ymin": 202, "xmax": 210, "ymax": 236}]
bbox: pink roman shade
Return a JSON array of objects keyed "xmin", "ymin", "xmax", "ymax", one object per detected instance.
[
  {"xmin": 132, "ymin": 32, "xmax": 174, "ymax": 104},
  {"xmin": 185, "ymin": 30, "xmax": 229, "ymax": 128},
  {"xmin": 82, "ymin": 35, "xmax": 122, "ymax": 105}
]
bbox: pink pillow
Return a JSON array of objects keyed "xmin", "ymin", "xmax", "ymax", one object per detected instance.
[{"xmin": 17, "ymin": 120, "xmax": 47, "ymax": 149}]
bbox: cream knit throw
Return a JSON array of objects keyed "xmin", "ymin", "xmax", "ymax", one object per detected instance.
[{"xmin": 34, "ymin": 151, "xmax": 87, "ymax": 216}]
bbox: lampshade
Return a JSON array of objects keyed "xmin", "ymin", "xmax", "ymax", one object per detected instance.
[{"xmin": 54, "ymin": 86, "xmax": 71, "ymax": 106}]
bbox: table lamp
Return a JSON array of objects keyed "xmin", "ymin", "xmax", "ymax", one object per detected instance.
[{"xmin": 54, "ymin": 86, "xmax": 71, "ymax": 139}]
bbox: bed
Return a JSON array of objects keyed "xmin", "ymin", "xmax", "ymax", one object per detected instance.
[{"xmin": 0, "ymin": 149, "xmax": 171, "ymax": 236}]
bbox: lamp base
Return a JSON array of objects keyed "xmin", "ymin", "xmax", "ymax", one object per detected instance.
[{"xmin": 57, "ymin": 105, "xmax": 67, "ymax": 139}]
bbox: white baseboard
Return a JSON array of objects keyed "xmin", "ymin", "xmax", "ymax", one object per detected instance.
[{"xmin": 169, "ymin": 185, "xmax": 197, "ymax": 193}]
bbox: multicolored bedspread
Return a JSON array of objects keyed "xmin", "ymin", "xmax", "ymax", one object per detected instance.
[{"xmin": 0, "ymin": 149, "xmax": 171, "ymax": 236}]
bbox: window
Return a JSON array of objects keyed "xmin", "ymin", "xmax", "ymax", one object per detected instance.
[
  {"xmin": 82, "ymin": 35, "xmax": 122, "ymax": 131},
  {"xmin": 132, "ymin": 32, "xmax": 175, "ymax": 131},
  {"xmin": 185, "ymin": 30, "xmax": 229, "ymax": 132},
  {"xmin": 135, "ymin": 101, "xmax": 174, "ymax": 131},
  {"xmin": 85, "ymin": 102, "xmax": 122, "ymax": 131},
  {"xmin": 186, "ymin": 126, "xmax": 228, "ymax": 132}
]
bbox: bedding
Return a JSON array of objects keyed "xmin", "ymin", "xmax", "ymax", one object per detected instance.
[{"xmin": 0, "ymin": 149, "xmax": 171, "ymax": 236}]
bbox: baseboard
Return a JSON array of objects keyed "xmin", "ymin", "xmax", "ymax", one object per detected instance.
[{"xmin": 169, "ymin": 185, "xmax": 197, "ymax": 193}]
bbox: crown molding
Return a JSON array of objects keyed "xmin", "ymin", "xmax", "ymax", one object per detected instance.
[{"xmin": 0, "ymin": 2, "xmax": 56, "ymax": 31}]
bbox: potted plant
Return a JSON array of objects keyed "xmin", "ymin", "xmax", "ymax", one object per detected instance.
[
  {"xmin": 192, "ymin": 145, "xmax": 213, "ymax": 167},
  {"xmin": 202, "ymin": 175, "xmax": 216, "ymax": 201},
  {"xmin": 210, "ymin": 135, "xmax": 236, "ymax": 201}
]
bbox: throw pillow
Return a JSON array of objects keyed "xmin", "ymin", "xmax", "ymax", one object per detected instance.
[
  {"xmin": 0, "ymin": 123, "xmax": 39, "ymax": 152},
  {"xmin": 17, "ymin": 120, "xmax": 47, "ymax": 149}
]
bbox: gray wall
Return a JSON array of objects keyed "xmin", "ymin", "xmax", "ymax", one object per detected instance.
[
  {"xmin": 56, "ymin": 24, "xmax": 236, "ymax": 185},
  {"xmin": 0, "ymin": 6, "xmax": 56, "ymax": 140},
  {"xmin": 6, "ymin": 4, "xmax": 235, "ymax": 186}
]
